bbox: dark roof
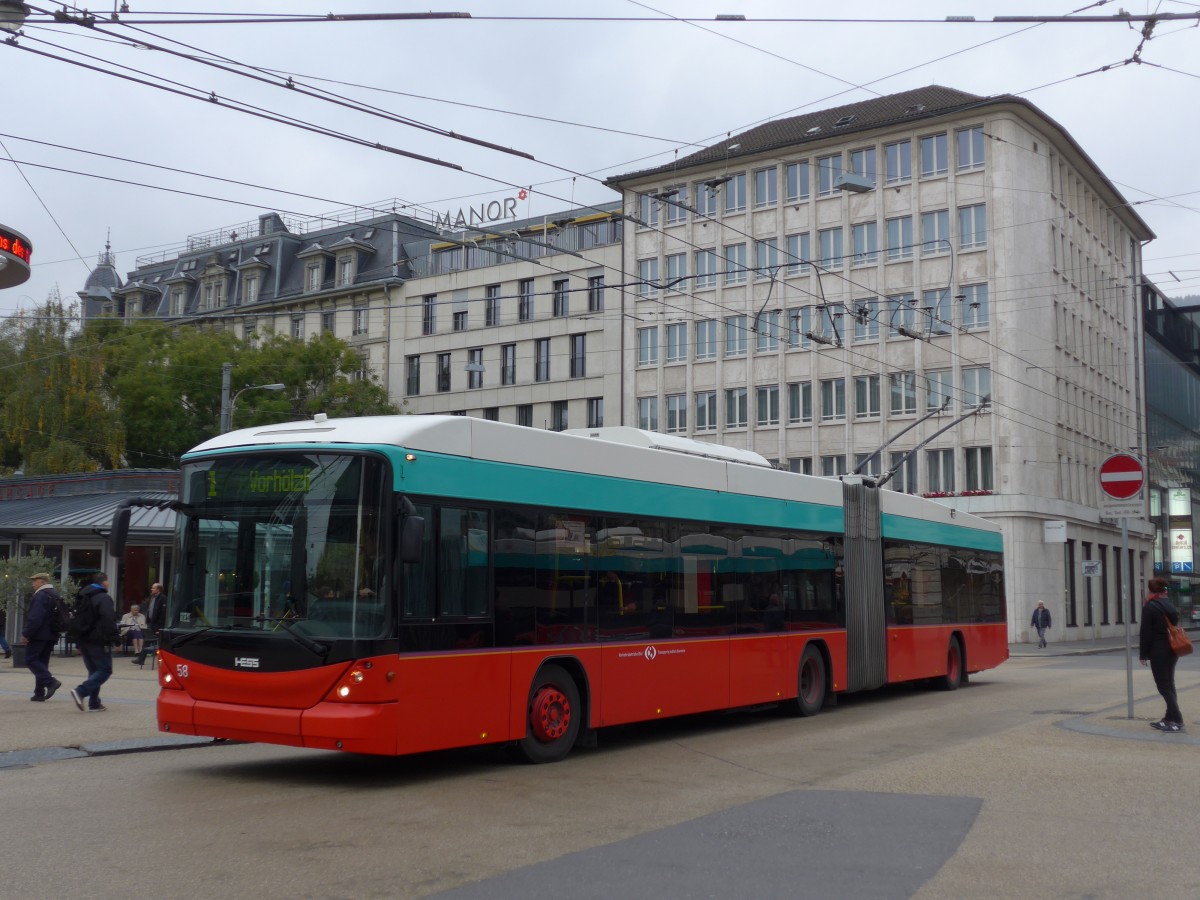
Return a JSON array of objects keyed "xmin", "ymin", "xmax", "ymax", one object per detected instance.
[
  {"xmin": 608, "ymin": 85, "xmax": 993, "ymax": 184},
  {"xmin": 0, "ymin": 491, "xmax": 176, "ymax": 534}
]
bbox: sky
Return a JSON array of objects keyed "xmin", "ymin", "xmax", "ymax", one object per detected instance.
[{"xmin": 2, "ymin": 0, "xmax": 1199, "ymax": 318}]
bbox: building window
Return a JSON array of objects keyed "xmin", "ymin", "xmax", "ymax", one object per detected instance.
[
  {"xmin": 886, "ymin": 216, "xmax": 913, "ymax": 261},
  {"xmin": 820, "ymin": 378, "xmax": 846, "ymax": 421},
  {"xmin": 587, "ymin": 397, "xmax": 604, "ymax": 428},
  {"xmin": 724, "ymin": 243, "xmax": 747, "ymax": 284},
  {"xmin": 244, "ymin": 321, "xmax": 257, "ymax": 342},
  {"xmin": 552, "ymin": 279, "xmax": 569, "ymax": 317},
  {"xmin": 337, "ymin": 255, "xmax": 354, "ymax": 287},
  {"xmin": 436, "ymin": 352, "xmax": 451, "ymax": 392},
  {"xmin": 664, "ymin": 184, "xmax": 688, "ymax": 224},
  {"xmin": 789, "ymin": 306, "xmax": 812, "ymax": 349},
  {"xmin": 170, "ymin": 288, "xmax": 185, "ymax": 317},
  {"xmin": 534, "ymin": 338, "xmax": 551, "ymax": 382},
  {"xmin": 786, "ymin": 233, "xmax": 810, "ymax": 275},
  {"xmin": 957, "ymin": 125, "xmax": 985, "ymax": 171},
  {"xmin": 926, "ymin": 370, "xmax": 954, "ymax": 412},
  {"xmin": 789, "ymin": 457, "xmax": 813, "ymax": 475},
  {"xmin": 785, "ymin": 160, "xmax": 810, "ymax": 201},
  {"xmin": 818, "ymin": 228, "xmax": 843, "ymax": 268},
  {"xmin": 849, "ymin": 147, "xmax": 876, "ymax": 187},
  {"xmin": 725, "ymin": 387, "xmax": 748, "ymax": 428},
  {"xmin": 352, "ymin": 306, "xmax": 368, "ymax": 336},
  {"xmin": 723, "ymin": 172, "xmax": 747, "ymax": 213},
  {"xmin": 694, "ymin": 181, "xmax": 718, "ymax": 218},
  {"xmin": 569, "ymin": 333, "xmax": 586, "ymax": 378},
  {"xmin": 959, "ymin": 203, "xmax": 987, "ymax": 250},
  {"xmin": 888, "ymin": 293, "xmax": 916, "ymax": 336},
  {"xmin": 695, "ymin": 319, "xmax": 717, "ymax": 360},
  {"xmin": 923, "ymin": 288, "xmax": 952, "ymax": 335},
  {"xmin": 854, "ymin": 374, "xmax": 880, "ymax": 419},
  {"xmin": 453, "ymin": 310, "xmax": 468, "ymax": 332},
  {"xmin": 551, "ymin": 400, "xmax": 568, "ymax": 432},
  {"xmin": 695, "ymin": 391, "xmax": 717, "ymax": 431},
  {"xmin": 638, "ymin": 396, "xmax": 658, "ymax": 431},
  {"xmin": 889, "ymin": 452, "xmax": 918, "ymax": 494},
  {"xmin": 755, "ymin": 310, "xmax": 781, "ymax": 352},
  {"xmin": 666, "ymin": 323, "xmax": 687, "ymax": 363},
  {"xmin": 518, "ymin": 279, "xmax": 533, "ymax": 321},
  {"xmin": 291, "ymin": 316, "xmax": 304, "ymax": 339},
  {"xmin": 243, "ymin": 276, "xmax": 259, "ymax": 305},
  {"xmin": 855, "ymin": 452, "xmax": 881, "ymax": 477},
  {"xmin": 754, "ymin": 167, "xmax": 777, "ymax": 207},
  {"xmin": 517, "ymin": 405, "xmax": 533, "ymax": 428},
  {"xmin": 851, "ymin": 222, "xmax": 878, "ymax": 266},
  {"xmin": 821, "ymin": 455, "xmax": 847, "ymax": 477},
  {"xmin": 405, "ymin": 355, "xmax": 420, "ymax": 395},
  {"xmin": 306, "ymin": 262, "xmax": 323, "ymax": 292},
  {"xmin": 755, "ymin": 238, "xmax": 779, "ymax": 279},
  {"xmin": 665, "ymin": 253, "xmax": 687, "ymax": 292},
  {"xmin": 724, "ymin": 315, "xmax": 747, "ymax": 357},
  {"xmin": 422, "ymin": 294, "xmax": 436, "ymax": 335},
  {"xmin": 965, "ymin": 446, "xmax": 993, "ymax": 491},
  {"xmin": 637, "ymin": 327, "xmax": 658, "ymax": 366},
  {"xmin": 756, "ymin": 385, "xmax": 780, "ymax": 426},
  {"xmin": 694, "ymin": 249, "xmax": 717, "ymax": 288},
  {"xmin": 962, "ymin": 366, "xmax": 991, "ymax": 407},
  {"xmin": 817, "ymin": 154, "xmax": 842, "ymax": 195},
  {"xmin": 920, "ymin": 132, "xmax": 948, "ymax": 177},
  {"xmin": 961, "ymin": 283, "xmax": 989, "ymax": 329},
  {"xmin": 587, "ymin": 275, "xmax": 604, "ymax": 312},
  {"xmin": 927, "ymin": 448, "xmax": 955, "ymax": 493},
  {"xmin": 788, "ymin": 382, "xmax": 812, "ymax": 424},
  {"xmin": 638, "ymin": 258, "xmax": 659, "ymax": 297},
  {"xmin": 638, "ymin": 193, "xmax": 660, "ymax": 228},
  {"xmin": 852, "ymin": 298, "xmax": 879, "ymax": 342},
  {"xmin": 921, "ymin": 209, "xmax": 950, "ymax": 256},
  {"xmin": 885, "ymin": 140, "xmax": 911, "ymax": 184},
  {"xmin": 485, "ymin": 284, "xmax": 500, "ymax": 326},
  {"xmin": 666, "ymin": 393, "xmax": 688, "ymax": 433},
  {"xmin": 202, "ymin": 283, "xmax": 215, "ymax": 311},
  {"xmin": 483, "ymin": 407, "xmax": 499, "ymax": 422},
  {"xmin": 321, "ymin": 310, "xmax": 335, "ymax": 334},
  {"xmin": 501, "ymin": 344, "xmax": 516, "ymax": 386},
  {"xmin": 466, "ymin": 348, "xmax": 483, "ymax": 389},
  {"xmin": 890, "ymin": 372, "xmax": 917, "ymax": 415}
]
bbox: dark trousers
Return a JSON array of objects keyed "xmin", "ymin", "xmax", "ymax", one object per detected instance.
[
  {"xmin": 1150, "ymin": 651, "xmax": 1183, "ymax": 724},
  {"xmin": 25, "ymin": 639, "xmax": 55, "ymax": 688},
  {"xmin": 77, "ymin": 642, "xmax": 113, "ymax": 708}
]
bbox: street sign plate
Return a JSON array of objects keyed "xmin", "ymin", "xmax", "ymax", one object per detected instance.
[{"xmin": 1099, "ymin": 453, "xmax": 1144, "ymax": 501}]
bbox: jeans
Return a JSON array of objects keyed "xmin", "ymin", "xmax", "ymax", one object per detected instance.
[
  {"xmin": 77, "ymin": 642, "xmax": 113, "ymax": 708},
  {"xmin": 1035, "ymin": 626, "xmax": 1048, "ymax": 648},
  {"xmin": 1150, "ymin": 652, "xmax": 1183, "ymax": 725}
]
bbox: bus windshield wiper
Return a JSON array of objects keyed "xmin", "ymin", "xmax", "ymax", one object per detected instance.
[
  {"xmin": 170, "ymin": 624, "xmax": 230, "ymax": 650},
  {"xmin": 258, "ymin": 615, "xmax": 330, "ymax": 660}
]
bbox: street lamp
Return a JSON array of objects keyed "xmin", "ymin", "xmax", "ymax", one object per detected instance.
[
  {"xmin": 218, "ymin": 362, "xmax": 285, "ymax": 433},
  {"xmin": 0, "ymin": 2, "xmax": 30, "ymax": 34}
]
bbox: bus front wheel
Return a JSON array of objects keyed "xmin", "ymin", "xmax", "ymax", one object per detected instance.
[
  {"xmin": 783, "ymin": 644, "xmax": 826, "ymax": 717},
  {"xmin": 515, "ymin": 664, "xmax": 581, "ymax": 764}
]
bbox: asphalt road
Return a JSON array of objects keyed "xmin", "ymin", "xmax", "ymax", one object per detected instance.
[{"xmin": 2, "ymin": 651, "xmax": 1197, "ymax": 900}]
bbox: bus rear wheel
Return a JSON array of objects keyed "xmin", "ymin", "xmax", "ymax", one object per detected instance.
[
  {"xmin": 936, "ymin": 638, "xmax": 963, "ymax": 691},
  {"xmin": 783, "ymin": 644, "xmax": 826, "ymax": 717},
  {"xmin": 514, "ymin": 664, "xmax": 581, "ymax": 764}
]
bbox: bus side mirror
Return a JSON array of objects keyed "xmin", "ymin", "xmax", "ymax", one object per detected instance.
[
  {"xmin": 110, "ymin": 506, "xmax": 132, "ymax": 558},
  {"xmin": 399, "ymin": 516, "xmax": 424, "ymax": 564}
]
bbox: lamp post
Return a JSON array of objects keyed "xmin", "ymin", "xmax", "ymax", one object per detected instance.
[
  {"xmin": 0, "ymin": 1, "xmax": 30, "ymax": 35},
  {"xmin": 218, "ymin": 362, "xmax": 285, "ymax": 433}
]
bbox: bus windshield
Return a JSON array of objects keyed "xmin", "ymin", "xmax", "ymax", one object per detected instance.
[{"xmin": 173, "ymin": 452, "xmax": 389, "ymax": 640}]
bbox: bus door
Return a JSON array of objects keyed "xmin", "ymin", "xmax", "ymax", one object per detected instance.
[{"xmin": 842, "ymin": 478, "xmax": 887, "ymax": 691}]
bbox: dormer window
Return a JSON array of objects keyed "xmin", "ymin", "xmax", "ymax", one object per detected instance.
[
  {"xmin": 306, "ymin": 261, "xmax": 323, "ymax": 292},
  {"xmin": 170, "ymin": 287, "xmax": 185, "ymax": 316},
  {"xmin": 337, "ymin": 254, "xmax": 355, "ymax": 287},
  {"xmin": 244, "ymin": 274, "xmax": 259, "ymax": 305}
]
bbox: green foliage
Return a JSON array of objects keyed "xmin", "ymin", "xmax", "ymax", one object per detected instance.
[{"xmin": 0, "ymin": 551, "xmax": 60, "ymax": 613}]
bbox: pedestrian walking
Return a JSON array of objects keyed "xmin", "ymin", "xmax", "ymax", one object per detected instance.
[
  {"xmin": 1140, "ymin": 576, "xmax": 1185, "ymax": 734},
  {"xmin": 1030, "ymin": 601, "xmax": 1052, "ymax": 649},
  {"xmin": 20, "ymin": 573, "xmax": 62, "ymax": 702},
  {"xmin": 70, "ymin": 572, "xmax": 118, "ymax": 713}
]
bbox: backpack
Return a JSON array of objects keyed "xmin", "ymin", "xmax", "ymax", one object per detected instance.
[
  {"xmin": 67, "ymin": 593, "xmax": 97, "ymax": 640},
  {"xmin": 49, "ymin": 594, "xmax": 73, "ymax": 636}
]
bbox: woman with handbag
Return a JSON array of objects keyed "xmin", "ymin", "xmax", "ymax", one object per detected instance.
[{"xmin": 1139, "ymin": 577, "xmax": 1185, "ymax": 733}]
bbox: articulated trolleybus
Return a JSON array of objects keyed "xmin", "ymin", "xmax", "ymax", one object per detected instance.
[{"xmin": 111, "ymin": 415, "xmax": 1006, "ymax": 762}]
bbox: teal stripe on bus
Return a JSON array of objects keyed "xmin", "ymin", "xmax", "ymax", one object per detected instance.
[{"xmin": 881, "ymin": 512, "xmax": 1002, "ymax": 552}]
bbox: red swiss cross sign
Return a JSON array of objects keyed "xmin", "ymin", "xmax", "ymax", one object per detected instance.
[{"xmin": 1099, "ymin": 453, "xmax": 1145, "ymax": 500}]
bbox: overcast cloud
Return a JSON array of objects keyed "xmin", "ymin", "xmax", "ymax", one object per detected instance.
[{"xmin": 3, "ymin": 0, "xmax": 1197, "ymax": 317}]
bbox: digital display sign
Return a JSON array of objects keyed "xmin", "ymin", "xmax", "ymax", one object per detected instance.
[{"xmin": 0, "ymin": 224, "xmax": 32, "ymax": 289}]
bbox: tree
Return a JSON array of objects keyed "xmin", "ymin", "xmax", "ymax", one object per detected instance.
[
  {"xmin": 0, "ymin": 551, "xmax": 64, "ymax": 616},
  {"xmin": 0, "ymin": 295, "xmax": 125, "ymax": 474}
]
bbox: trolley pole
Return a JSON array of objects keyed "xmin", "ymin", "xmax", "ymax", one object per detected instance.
[{"xmin": 1122, "ymin": 515, "xmax": 1133, "ymax": 719}]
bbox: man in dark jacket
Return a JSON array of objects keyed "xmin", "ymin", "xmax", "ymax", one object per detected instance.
[
  {"xmin": 131, "ymin": 582, "xmax": 166, "ymax": 666},
  {"xmin": 1030, "ymin": 601, "xmax": 1052, "ymax": 649},
  {"xmin": 21, "ymin": 573, "xmax": 63, "ymax": 702},
  {"xmin": 70, "ymin": 572, "xmax": 118, "ymax": 713}
]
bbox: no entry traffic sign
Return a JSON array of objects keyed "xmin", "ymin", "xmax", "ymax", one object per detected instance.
[{"xmin": 1099, "ymin": 454, "xmax": 1144, "ymax": 501}]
